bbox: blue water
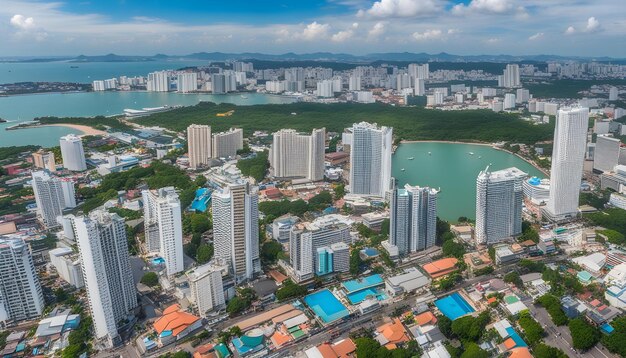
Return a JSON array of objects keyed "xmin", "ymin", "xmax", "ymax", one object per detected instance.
[
  {"xmin": 341, "ymin": 274, "xmax": 384, "ymax": 293},
  {"xmin": 434, "ymin": 292, "xmax": 475, "ymax": 320},
  {"xmin": 190, "ymin": 188, "xmax": 211, "ymax": 212},
  {"xmin": 346, "ymin": 287, "xmax": 387, "ymax": 305},
  {"xmin": 304, "ymin": 289, "xmax": 349, "ymax": 323},
  {"xmin": 505, "ymin": 327, "xmax": 527, "ymax": 347}
]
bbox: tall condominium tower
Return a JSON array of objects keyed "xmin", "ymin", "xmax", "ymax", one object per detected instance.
[
  {"xmin": 348, "ymin": 122, "xmax": 393, "ymax": 198},
  {"xmin": 177, "ymin": 72, "xmax": 198, "ymax": 93},
  {"xmin": 31, "ymin": 171, "xmax": 75, "ymax": 228},
  {"xmin": 142, "ymin": 187, "xmax": 184, "ymax": 276},
  {"xmin": 32, "ymin": 149, "xmax": 57, "ymax": 172},
  {"xmin": 212, "ymin": 183, "xmax": 260, "ymax": 282},
  {"xmin": 593, "ymin": 135, "xmax": 620, "ymax": 173},
  {"xmin": 270, "ymin": 128, "xmax": 325, "ymax": 181},
  {"xmin": 545, "ymin": 107, "xmax": 589, "ymax": 221},
  {"xmin": 475, "ymin": 167, "xmax": 527, "ymax": 245},
  {"xmin": 147, "ymin": 71, "xmax": 170, "ymax": 92},
  {"xmin": 186, "ymin": 263, "xmax": 225, "ymax": 318},
  {"xmin": 498, "ymin": 64, "xmax": 521, "ymax": 88},
  {"xmin": 0, "ymin": 237, "xmax": 45, "ymax": 325},
  {"xmin": 60, "ymin": 134, "xmax": 87, "ymax": 171},
  {"xmin": 390, "ymin": 184, "xmax": 438, "ymax": 255},
  {"xmin": 71, "ymin": 211, "xmax": 136, "ymax": 347},
  {"xmin": 187, "ymin": 124, "xmax": 212, "ymax": 169},
  {"xmin": 289, "ymin": 219, "xmax": 351, "ymax": 282},
  {"xmin": 212, "ymin": 128, "xmax": 244, "ymax": 159}
]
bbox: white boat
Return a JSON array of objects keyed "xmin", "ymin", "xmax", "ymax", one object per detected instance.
[
  {"xmin": 240, "ymin": 95, "xmax": 248, "ymax": 99},
  {"xmin": 479, "ymin": 156, "xmax": 482, "ymax": 159},
  {"xmin": 408, "ymin": 157, "xmax": 415, "ymax": 160},
  {"xmin": 401, "ymin": 168, "xmax": 405, "ymax": 171},
  {"xmin": 428, "ymin": 152, "xmax": 432, "ymax": 155},
  {"xmin": 469, "ymin": 152, "xmax": 475, "ymax": 155}
]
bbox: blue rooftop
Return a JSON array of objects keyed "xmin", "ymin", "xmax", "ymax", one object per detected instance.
[
  {"xmin": 341, "ymin": 274, "xmax": 384, "ymax": 293},
  {"xmin": 505, "ymin": 326, "xmax": 527, "ymax": 347},
  {"xmin": 528, "ymin": 177, "xmax": 541, "ymax": 186}
]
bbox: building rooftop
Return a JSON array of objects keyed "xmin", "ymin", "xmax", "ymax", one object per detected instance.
[
  {"xmin": 422, "ymin": 258, "xmax": 458, "ymax": 278},
  {"xmin": 153, "ymin": 304, "xmax": 201, "ymax": 337}
]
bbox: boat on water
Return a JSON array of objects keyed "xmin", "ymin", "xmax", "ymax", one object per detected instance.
[
  {"xmin": 428, "ymin": 152, "xmax": 432, "ymax": 155},
  {"xmin": 240, "ymin": 95, "xmax": 248, "ymax": 99},
  {"xmin": 401, "ymin": 168, "xmax": 405, "ymax": 171},
  {"xmin": 469, "ymin": 152, "xmax": 475, "ymax": 155},
  {"xmin": 479, "ymin": 156, "xmax": 482, "ymax": 159},
  {"xmin": 408, "ymin": 157, "xmax": 415, "ymax": 160}
]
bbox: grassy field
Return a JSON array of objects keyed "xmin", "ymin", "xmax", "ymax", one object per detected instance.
[{"xmin": 132, "ymin": 102, "xmax": 554, "ymax": 144}]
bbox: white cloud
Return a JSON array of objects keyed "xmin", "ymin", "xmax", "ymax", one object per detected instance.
[
  {"xmin": 301, "ymin": 21, "xmax": 331, "ymax": 40},
  {"xmin": 447, "ymin": 28, "xmax": 460, "ymax": 35},
  {"xmin": 528, "ymin": 32, "xmax": 544, "ymax": 40},
  {"xmin": 10, "ymin": 14, "xmax": 35, "ymax": 30},
  {"xmin": 331, "ymin": 29, "xmax": 353, "ymax": 42},
  {"xmin": 412, "ymin": 29, "xmax": 442, "ymax": 41},
  {"xmin": 486, "ymin": 37, "xmax": 500, "ymax": 43},
  {"xmin": 352, "ymin": 22, "xmax": 359, "ymax": 28},
  {"xmin": 453, "ymin": 0, "xmax": 514, "ymax": 15},
  {"xmin": 565, "ymin": 26, "xmax": 576, "ymax": 35},
  {"xmin": 367, "ymin": 0, "xmax": 441, "ymax": 18},
  {"xmin": 585, "ymin": 16, "xmax": 601, "ymax": 32},
  {"xmin": 368, "ymin": 22, "xmax": 385, "ymax": 37}
]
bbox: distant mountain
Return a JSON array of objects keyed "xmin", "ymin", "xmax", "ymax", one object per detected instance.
[{"xmin": 5, "ymin": 52, "xmax": 625, "ymax": 64}]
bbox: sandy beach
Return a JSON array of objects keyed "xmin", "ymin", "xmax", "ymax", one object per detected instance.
[{"xmin": 39, "ymin": 123, "xmax": 106, "ymax": 136}]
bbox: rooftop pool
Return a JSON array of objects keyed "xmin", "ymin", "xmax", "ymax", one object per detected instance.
[
  {"xmin": 304, "ymin": 289, "xmax": 350, "ymax": 323},
  {"xmin": 346, "ymin": 287, "xmax": 387, "ymax": 305},
  {"xmin": 434, "ymin": 292, "xmax": 475, "ymax": 320},
  {"xmin": 341, "ymin": 274, "xmax": 384, "ymax": 294}
]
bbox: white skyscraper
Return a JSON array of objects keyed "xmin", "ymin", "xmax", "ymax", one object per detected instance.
[
  {"xmin": 186, "ymin": 263, "xmax": 225, "ymax": 318},
  {"xmin": 609, "ymin": 86, "xmax": 619, "ymax": 101},
  {"xmin": 0, "ymin": 237, "xmax": 45, "ymax": 325},
  {"xmin": 289, "ymin": 219, "xmax": 351, "ymax": 282},
  {"xmin": 408, "ymin": 63, "xmax": 429, "ymax": 80},
  {"xmin": 60, "ymin": 134, "xmax": 87, "ymax": 171},
  {"xmin": 31, "ymin": 171, "xmax": 75, "ymax": 228},
  {"xmin": 348, "ymin": 122, "xmax": 393, "ymax": 198},
  {"xmin": 212, "ymin": 128, "xmax": 244, "ymax": 159},
  {"xmin": 147, "ymin": 71, "xmax": 170, "ymax": 92},
  {"xmin": 516, "ymin": 88, "xmax": 530, "ymax": 103},
  {"xmin": 316, "ymin": 80, "xmax": 334, "ymax": 98},
  {"xmin": 414, "ymin": 78, "xmax": 425, "ymax": 96},
  {"xmin": 187, "ymin": 124, "xmax": 212, "ymax": 169},
  {"xmin": 499, "ymin": 64, "xmax": 521, "ymax": 88},
  {"xmin": 390, "ymin": 184, "xmax": 438, "ymax": 255},
  {"xmin": 72, "ymin": 211, "xmax": 136, "ymax": 347},
  {"xmin": 504, "ymin": 93, "xmax": 516, "ymax": 109},
  {"xmin": 349, "ymin": 76, "xmax": 361, "ymax": 91},
  {"xmin": 212, "ymin": 183, "xmax": 260, "ymax": 282},
  {"xmin": 270, "ymin": 128, "xmax": 325, "ymax": 181},
  {"xmin": 475, "ymin": 167, "xmax": 527, "ymax": 245},
  {"xmin": 142, "ymin": 187, "xmax": 184, "ymax": 276},
  {"xmin": 594, "ymin": 135, "xmax": 621, "ymax": 173},
  {"xmin": 177, "ymin": 72, "xmax": 198, "ymax": 93},
  {"xmin": 545, "ymin": 107, "xmax": 589, "ymax": 221}
]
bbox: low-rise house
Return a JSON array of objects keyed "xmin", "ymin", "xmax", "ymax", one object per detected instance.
[{"xmin": 153, "ymin": 304, "xmax": 202, "ymax": 345}]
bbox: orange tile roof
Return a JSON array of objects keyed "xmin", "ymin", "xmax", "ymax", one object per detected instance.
[
  {"xmin": 415, "ymin": 311, "xmax": 437, "ymax": 326},
  {"xmin": 377, "ymin": 318, "xmax": 410, "ymax": 345},
  {"xmin": 318, "ymin": 343, "xmax": 338, "ymax": 358},
  {"xmin": 503, "ymin": 338, "xmax": 516, "ymax": 350},
  {"xmin": 268, "ymin": 270, "xmax": 288, "ymax": 284},
  {"xmin": 590, "ymin": 299, "xmax": 601, "ymax": 307},
  {"xmin": 332, "ymin": 338, "xmax": 356, "ymax": 358},
  {"xmin": 487, "ymin": 297, "xmax": 498, "ymax": 304},
  {"xmin": 422, "ymin": 258, "xmax": 459, "ymax": 278},
  {"xmin": 508, "ymin": 347, "xmax": 533, "ymax": 358},
  {"xmin": 154, "ymin": 305, "xmax": 201, "ymax": 337},
  {"xmin": 193, "ymin": 344, "xmax": 217, "ymax": 358},
  {"xmin": 270, "ymin": 331, "xmax": 292, "ymax": 348},
  {"xmin": 384, "ymin": 343, "xmax": 398, "ymax": 350}
]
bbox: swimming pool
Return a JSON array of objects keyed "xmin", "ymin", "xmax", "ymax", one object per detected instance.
[
  {"xmin": 304, "ymin": 289, "xmax": 350, "ymax": 323},
  {"xmin": 434, "ymin": 292, "xmax": 475, "ymax": 320},
  {"xmin": 505, "ymin": 327, "xmax": 527, "ymax": 347},
  {"xmin": 346, "ymin": 287, "xmax": 388, "ymax": 304},
  {"xmin": 341, "ymin": 274, "xmax": 384, "ymax": 293}
]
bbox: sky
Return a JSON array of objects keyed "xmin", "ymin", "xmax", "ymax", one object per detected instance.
[{"xmin": 1, "ymin": 0, "xmax": 626, "ymax": 57}]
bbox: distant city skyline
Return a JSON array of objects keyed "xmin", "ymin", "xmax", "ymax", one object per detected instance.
[{"xmin": 2, "ymin": 0, "xmax": 625, "ymax": 57}]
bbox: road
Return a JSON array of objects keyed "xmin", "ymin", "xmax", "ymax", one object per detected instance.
[{"xmin": 523, "ymin": 298, "xmax": 616, "ymax": 358}]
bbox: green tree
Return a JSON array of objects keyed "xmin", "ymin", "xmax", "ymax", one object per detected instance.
[
  {"xmin": 196, "ymin": 243, "xmax": 214, "ymax": 264},
  {"xmin": 517, "ymin": 310, "xmax": 544, "ymax": 346},
  {"xmin": 533, "ymin": 343, "xmax": 568, "ymax": 358},
  {"xmin": 333, "ymin": 183, "xmax": 346, "ymax": 200},
  {"xmin": 436, "ymin": 217, "xmax": 451, "ymax": 245},
  {"xmin": 460, "ymin": 342, "xmax": 489, "ymax": 358},
  {"xmin": 437, "ymin": 315, "xmax": 454, "ymax": 338},
  {"xmin": 226, "ymin": 297, "xmax": 247, "ymax": 316},
  {"xmin": 194, "ymin": 175, "xmax": 207, "ymax": 187},
  {"xmin": 451, "ymin": 311, "xmax": 491, "ymax": 342},
  {"xmin": 442, "ymin": 240, "xmax": 466, "ymax": 258},
  {"xmin": 275, "ymin": 280, "xmax": 308, "ymax": 301},
  {"xmin": 535, "ymin": 294, "xmax": 568, "ymax": 326},
  {"xmin": 350, "ymin": 249, "xmax": 362, "ymax": 275},
  {"xmin": 308, "ymin": 190, "xmax": 333, "ymax": 210},
  {"xmin": 504, "ymin": 271, "xmax": 523, "ymax": 287},
  {"xmin": 380, "ymin": 219, "xmax": 390, "ymax": 237},
  {"xmin": 190, "ymin": 213, "xmax": 211, "ymax": 234},
  {"xmin": 141, "ymin": 272, "xmax": 159, "ymax": 287},
  {"xmin": 355, "ymin": 337, "xmax": 388, "ymax": 358},
  {"xmin": 261, "ymin": 241, "xmax": 283, "ymax": 264},
  {"xmin": 602, "ymin": 316, "xmax": 626, "ymax": 356},
  {"xmin": 569, "ymin": 318, "xmax": 600, "ymax": 351}
]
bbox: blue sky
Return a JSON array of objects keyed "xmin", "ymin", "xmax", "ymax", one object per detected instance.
[{"xmin": 1, "ymin": 0, "xmax": 625, "ymax": 56}]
